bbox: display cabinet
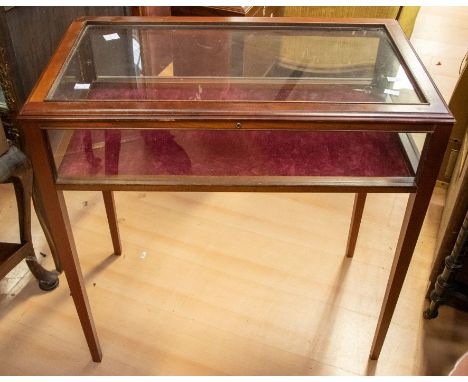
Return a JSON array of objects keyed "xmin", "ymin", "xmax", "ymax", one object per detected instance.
[{"xmin": 18, "ymin": 17, "xmax": 454, "ymax": 363}]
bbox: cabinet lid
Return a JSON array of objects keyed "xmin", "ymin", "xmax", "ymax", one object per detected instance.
[{"xmin": 20, "ymin": 17, "xmax": 453, "ymax": 124}]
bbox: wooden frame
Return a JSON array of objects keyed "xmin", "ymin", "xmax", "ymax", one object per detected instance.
[{"xmin": 18, "ymin": 17, "xmax": 453, "ymax": 364}]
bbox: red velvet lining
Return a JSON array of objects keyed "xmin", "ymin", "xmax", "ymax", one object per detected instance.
[
  {"xmin": 56, "ymin": 129, "xmax": 412, "ymax": 179},
  {"xmin": 77, "ymin": 82, "xmax": 385, "ymax": 102}
]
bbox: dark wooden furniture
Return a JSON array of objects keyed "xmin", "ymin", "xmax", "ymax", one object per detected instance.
[
  {"xmin": 18, "ymin": 17, "xmax": 453, "ymax": 363},
  {"xmin": 0, "ymin": 131, "xmax": 58, "ymax": 291},
  {"xmin": 424, "ymin": 210, "xmax": 468, "ymax": 318},
  {"xmin": 0, "ymin": 6, "xmax": 129, "ymax": 105},
  {"xmin": 428, "ymin": 60, "xmax": 468, "ymax": 312},
  {"xmin": 437, "ymin": 59, "xmax": 468, "ymax": 184},
  {"xmin": 133, "ymin": 6, "xmax": 284, "ymax": 18}
]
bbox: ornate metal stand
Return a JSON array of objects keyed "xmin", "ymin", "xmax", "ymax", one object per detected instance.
[{"xmin": 424, "ymin": 210, "xmax": 468, "ymax": 319}]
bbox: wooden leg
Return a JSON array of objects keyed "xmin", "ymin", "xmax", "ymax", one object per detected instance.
[
  {"xmin": 32, "ymin": 183, "xmax": 63, "ymax": 272},
  {"xmin": 424, "ymin": 211, "xmax": 468, "ymax": 319},
  {"xmin": 369, "ymin": 126, "xmax": 451, "ymax": 360},
  {"xmin": 11, "ymin": 159, "xmax": 59, "ymax": 291},
  {"xmin": 345, "ymin": 192, "xmax": 366, "ymax": 258},
  {"xmin": 102, "ymin": 190, "xmax": 121, "ymax": 256},
  {"xmin": 370, "ymin": 192, "xmax": 423, "ymax": 359},
  {"xmin": 2, "ymin": 147, "xmax": 59, "ymax": 290},
  {"xmin": 23, "ymin": 126, "xmax": 102, "ymax": 362}
]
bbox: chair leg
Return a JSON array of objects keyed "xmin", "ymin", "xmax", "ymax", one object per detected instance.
[
  {"xmin": 345, "ymin": 192, "xmax": 367, "ymax": 258},
  {"xmin": 424, "ymin": 211, "xmax": 468, "ymax": 320},
  {"xmin": 25, "ymin": 255, "xmax": 60, "ymax": 291},
  {"xmin": 102, "ymin": 190, "xmax": 121, "ymax": 256},
  {"xmin": 11, "ymin": 161, "xmax": 58, "ymax": 291}
]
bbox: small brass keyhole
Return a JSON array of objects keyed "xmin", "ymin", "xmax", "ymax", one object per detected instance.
[{"xmin": 236, "ymin": 122, "xmax": 242, "ymax": 129}]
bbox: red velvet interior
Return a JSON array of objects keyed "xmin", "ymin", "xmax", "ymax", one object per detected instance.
[
  {"xmin": 58, "ymin": 82, "xmax": 388, "ymax": 102},
  {"xmin": 56, "ymin": 84, "xmax": 411, "ymax": 180},
  {"xmin": 56, "ymin": 129, "xmax": 412, "ymax": 179}
]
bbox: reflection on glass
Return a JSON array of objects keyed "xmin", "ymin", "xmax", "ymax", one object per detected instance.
[
  {"xmin": 46, "ymin": 129, "xmax": 423, "ymax": 183},
  {"xmin": 0, "ymin": 84, "xmax": 7, "ymax": 111},
  {"xmin": 47, "ymin": 24, "xmax": 422, "ymax": 104},
  {"xmin": 132, "ymin": 34, "xmax": 142, "ymax": 75},
  {"xmin": 409, "ymin": 132, "xmax": 427, "ymax": 154}
]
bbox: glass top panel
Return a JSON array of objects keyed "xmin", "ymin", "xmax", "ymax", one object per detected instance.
[{"xmin": 47, "ymin": 24, "xmax": 423, "ymax": 104}]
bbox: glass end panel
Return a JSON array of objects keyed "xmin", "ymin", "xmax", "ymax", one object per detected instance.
[
  {"xmin": 46, "ymin": 128, "xmax": 421, "ymax": 186},
  {"xmin": 47, "ymin": 24, "xmax": 423, "ymax": 104}
]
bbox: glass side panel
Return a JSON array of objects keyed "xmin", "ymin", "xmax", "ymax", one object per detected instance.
[
  {"xmin": 46, "ymin": 128, "xmax": 423, "ymax": 185},
  {"xmin": 47, "ymin": 24, "xmax": 423, "ymax": 104}
]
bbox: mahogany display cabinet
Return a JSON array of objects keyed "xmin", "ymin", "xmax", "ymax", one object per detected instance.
[{"xmin": 18, "ymin": 17, "xmax": 454, "ymax": 363}]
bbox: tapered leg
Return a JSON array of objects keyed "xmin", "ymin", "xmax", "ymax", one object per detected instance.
[
  {"xmin": 32, "ymin": 183, "xmax": 62, "ymax": 272},
  {"xmin": 370, "ymin": 126, "xmax": 451, "ymax": 360},
  {"xmin": 23, "ymin": 125, "xmax": 102, "ymax": 362},
  {"xmin": 102, "ymin": 190, "xmax": 121, "ymax": 256},
  {"xmin": 345, "ymin": 192, "xmax": 367, "ymax": 258}
]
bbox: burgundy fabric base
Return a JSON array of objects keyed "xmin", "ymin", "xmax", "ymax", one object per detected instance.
[
  {"xmin": 86, "ymin": 82, "xmax": 381, "ymax": 102},
  {"xmin": 57, "ymin": 129, "xmax": 412, "ymax": 179}
]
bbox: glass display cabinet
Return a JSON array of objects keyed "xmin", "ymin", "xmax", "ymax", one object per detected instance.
[{"xmin": 18, "ymin": 17, "xmax": 454, "ymax": 363}]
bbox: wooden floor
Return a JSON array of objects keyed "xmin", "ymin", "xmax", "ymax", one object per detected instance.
[
  {"xmin": 411, "ymin": 6, "xmax": 468, "ymax": 102},
  {"xmin": 1, "ymin": 6, "xmax": 468, "ymax": 376}
]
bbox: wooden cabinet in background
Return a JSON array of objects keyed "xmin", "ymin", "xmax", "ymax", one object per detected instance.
[{"xmin": 133, "ymin": 6, "xmax": 284, "ymax": 18}]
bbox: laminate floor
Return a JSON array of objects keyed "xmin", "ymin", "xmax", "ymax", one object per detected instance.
[{"xmin": 0, "ymin": 6, "xmax": 467, "ymax": 376}]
